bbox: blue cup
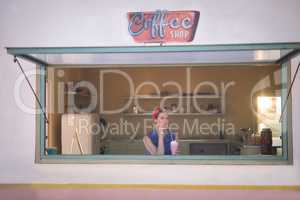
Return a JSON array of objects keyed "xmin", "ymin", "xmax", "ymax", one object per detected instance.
[{"xmin": 47, "ymin": 147, "xmax": 58, "ymax": 155}]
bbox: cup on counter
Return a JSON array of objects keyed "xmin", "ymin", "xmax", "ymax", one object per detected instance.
[
  {"xmin": 46, "ymin": 147, "xmax": 58, "ymax": 155},
  {"xmin": 170, "ymin": 140, "xmax": 178, "ymax": 155}
]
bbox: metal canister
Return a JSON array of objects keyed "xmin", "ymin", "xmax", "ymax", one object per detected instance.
[{"xmin": 260, "ymin": 128, "xmax": 272, "ymax": 155}]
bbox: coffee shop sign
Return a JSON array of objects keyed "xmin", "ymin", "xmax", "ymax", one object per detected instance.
[{"xmin": 127, "ymin": 10, "xmax": 200, "ymax": 43}]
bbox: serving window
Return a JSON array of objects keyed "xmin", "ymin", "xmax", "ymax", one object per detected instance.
[{"xmin": 6, "ymin": 43, "xmax": 299, "ymax": 164}]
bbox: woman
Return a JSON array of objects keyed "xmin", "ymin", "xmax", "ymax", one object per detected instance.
[{"xmin": 143, "ymin": 107, "xmax": 178, "ymax": 155}]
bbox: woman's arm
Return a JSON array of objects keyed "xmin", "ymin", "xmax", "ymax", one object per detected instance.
[
  {"xmin": 143, "ymin": 135, "xmax": 165, "ymax": 155},
  {"xmin": 157, "ymin": 134, "xmax": 165, "ymax": 155}
]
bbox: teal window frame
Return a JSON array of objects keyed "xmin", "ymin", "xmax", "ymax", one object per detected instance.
[{"xmin": 6, "ymin": 42, "xmax": 300, "ymax": 164}]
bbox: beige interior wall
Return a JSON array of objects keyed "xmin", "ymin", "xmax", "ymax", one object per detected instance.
[
  {"xmin": 101, "ymin": 65, "xmax": 281, "ymax": 140},
  {"xmin": 47, "ymin": 64, "xmax": 281, "ymax": 150},
  {"xmin": 47, "ymin": 68, "xmax": 99, "ymax": 152}
]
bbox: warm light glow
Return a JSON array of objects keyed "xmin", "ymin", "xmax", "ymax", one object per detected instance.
[
  {"xmin": 257, "ymin": 96, "xmax": 273, "ymax": 112},
  {"xmin": 257, "ymin": 96, "xmax": 281, "ymax": 114},
  {"xmin": 257, "ymin": 96, "xmax": 282, "ymax": 135}
]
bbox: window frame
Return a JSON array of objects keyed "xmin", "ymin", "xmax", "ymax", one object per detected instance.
[{"xmin": 7, "ymin": 43, "xmax": 299, "ymax": 164}]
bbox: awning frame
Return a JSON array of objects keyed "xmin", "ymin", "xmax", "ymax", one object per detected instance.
[
  {"xmin": 6, "ymin": 42, "xmax": 300, "ymax": 66},
  {"xmin": 6, "ymin": 42, "xmax": 300, "ymax": 164}
]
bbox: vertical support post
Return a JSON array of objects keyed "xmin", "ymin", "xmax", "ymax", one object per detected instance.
[
  {"xmin": 39, "ymin": 64, "xmax": 46, "ymax": 159},
  {"xmin": 281, "ymin": 62, "xmax": 289, "ymax": 160}
]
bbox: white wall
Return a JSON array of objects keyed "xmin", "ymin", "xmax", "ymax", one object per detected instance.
[{"xmin": 0, "ymin": 0, "xmax": 300, "ymax": 184}]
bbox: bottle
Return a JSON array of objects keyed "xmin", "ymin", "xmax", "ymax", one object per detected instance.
[{"xmin": 260, "ymin": 128, "xmax": 272, "ymax": 155}]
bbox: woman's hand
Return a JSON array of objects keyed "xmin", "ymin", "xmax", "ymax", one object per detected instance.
[{"xmin": 158, "ymin": 127, "xmax": 167, "ymax": 136}]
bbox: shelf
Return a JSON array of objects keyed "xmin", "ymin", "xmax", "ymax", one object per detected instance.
[
  {"xmin": 123, "ymin": 112, "xmax": 224, "ymax": 116},
  {"xmin": 65, "ymin": 92, "xmax": 95, "ymax": 97},
  {"xmin": 122, "ymin": 94, "xmax": 223, "ymax": 117},
  {"xmin": 123, "ymin": 95, "xmax": 221, "ymax": 99}
]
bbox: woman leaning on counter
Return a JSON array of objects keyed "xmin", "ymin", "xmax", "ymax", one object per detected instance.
[{"xmin": 143, "ymin": 107, "xmax": 178, "ymax": 155}]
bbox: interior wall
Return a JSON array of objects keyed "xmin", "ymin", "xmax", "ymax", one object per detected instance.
[
  {"xmin": 47, "ymin": 68, "xmax": 100, "ymax": 151},
  {"xmin": 0, "ymin": 0, "xmax": 300, "ymax": 185},
  {"xmin": 48, "ymin": 64, "xmax": 280, "ymax": 152},
  {"xmin": 103, "ymin": 65, "xmax": 281, "ymax": 140}
]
